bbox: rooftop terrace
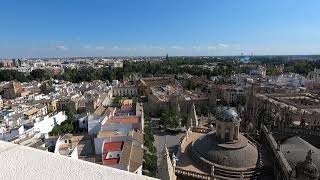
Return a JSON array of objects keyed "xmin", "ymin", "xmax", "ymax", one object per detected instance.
[{"xmin": 0, "ymin": 141, "xmax": 155, "ymax": 180}]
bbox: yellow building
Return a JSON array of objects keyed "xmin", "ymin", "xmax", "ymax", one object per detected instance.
[
  {"xmin": 47, "ymin": 99, "xmax": 58, "ymax": 113},
  {"xmin": 23, "ymin": 108, "xmax": 39, "ymax": 120}
]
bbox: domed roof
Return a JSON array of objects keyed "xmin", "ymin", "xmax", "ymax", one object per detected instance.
[
  {"xmin": 217, "ymin": 108, "xmax": 241, "ymax": 123},
  {"xmin": 193, "ymin": 132, "xmax": 258, "ymax": 168}
]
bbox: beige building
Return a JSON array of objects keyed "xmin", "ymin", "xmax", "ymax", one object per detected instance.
[
  {"xmin": 23, "ymin": 108, "xmax": 40, "ymax": 120},
  {"xmin": 47, "ymin": 99, "xmax": 58, "ymax": 112},
  {"xmin": 2, "ymin": 81, "xmax": 27, "ymax": 99},
  {"xmin": 139, "ymin": 77, "xmax": 210, "ymax": 116},
  {"xmin": 112, "ymin": 84, "xmax": 138, "ymax": 97},
  {"xmin": 2, "ymin": 60, "xmax": 14, "ymax": 68},
  {"xmin": 216, "ymin": 85, "xmax": 245, "ymax": 105},
  {"xmin": 248, "ymin": 93, "xmax": 320, "ymax": 127}
]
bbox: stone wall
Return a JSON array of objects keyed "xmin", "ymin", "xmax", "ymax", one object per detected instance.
[{"xmin": 260, "ymin": 124, "xmax": 292, "ymax": 180}]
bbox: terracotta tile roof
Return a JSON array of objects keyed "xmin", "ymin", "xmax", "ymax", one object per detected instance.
[
  {"xmin": 119, "ymin": 141, "xmax": 144, "ymax": 172},
  {"xmin": 97, "ymin": 94, "xmax": 107, "ymax": 106},
  {"xmin": 94, "ymin": 106, "xmax": 115, "ymax": 116},
  {"xmin": 97, "ymin": 130, "xmax": 128, "ymax": 138},
  {"xmin": 94, "ymin": 106, "xmax": 106, "ymax": 116},
  {"xmin": 103, "ymin": 142, "xmax": 123, "ymax": 152},
  {"xmin": 103, "ymin": 142, "xmax": 123, "ymax": 165},
  {"xmin": 128, "ymin": 130, "xmax": 144, "ymax": 145},
  {"xmin": 105, "ymin": 117, "xmax": 140, "ymax": 125}
]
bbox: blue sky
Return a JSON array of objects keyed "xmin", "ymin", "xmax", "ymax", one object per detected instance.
[{"xmin": 0, "ymin": 0, "xmax": 320, "ymax": 58}]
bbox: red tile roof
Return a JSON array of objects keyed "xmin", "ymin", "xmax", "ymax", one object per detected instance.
[
  {"xmin": 102, "ymin": 142, "xmax": 123, "ymax": 165},
  {"xmin": 104, "ymin": 117, "xmax": 140, "ymax": 125}
]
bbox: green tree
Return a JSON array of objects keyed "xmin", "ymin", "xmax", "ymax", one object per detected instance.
[
  {"xmin": 49, "ymin": 120, "xmax": 75, "ymax": 136},
  {"xmin": 63, "ymin": 104, "xmax": 76, "ymax": 122},
  {"xmin": 143, "ymin": 121, "xmax": 157, "ymax": 177},
  {"xmin": 30, "ymin": 69, "xmax": 53, "ymax": 81},
  {"xmin": 143, "ymin": 153, "xmax": 157, "ymax": 177},
  {"xmin": 40, "ymin": 81, "xmax": 53, "ymax": 95},
  {"xmin": 144, "ymin": 124, "xmax": 155, "ymax": 150},
  {"xmin": 50, "ymin": 126, "xmax": 62, "ymax": 136},
  {"xmin": 266, "ymin": 67, "xmax": 280, "ymax": 76},
  {"xmin": 0, "ymin": 70, "xmax": 29, "ymax": 82},
  {"xmin": 159, "ymin": 106, "xmax": 179, "ymax": 129}
]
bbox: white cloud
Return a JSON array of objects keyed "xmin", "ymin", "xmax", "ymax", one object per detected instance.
[
  {"xmin": 218, "ymin": 43, "xmax": 229, "ymax": 48},
  {"xmin": 55, "ymin": 45, "xmax": 68, "ymax": 51}
]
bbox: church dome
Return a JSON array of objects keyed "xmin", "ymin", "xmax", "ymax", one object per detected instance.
[
  {"xmin": 217, "ymin": 108, "xmax": 241, "ymax": 123},
  {"xmin": 192, "ymin": 132, "xmax": 258, "ymax": 168}
]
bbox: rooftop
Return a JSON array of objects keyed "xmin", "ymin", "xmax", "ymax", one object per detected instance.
[
  {"xmin": 103, "ymin": 142, "xmax": 124, "ymax": 165},
  {"xmin": 281, "ymin": 136, "xmax": 320, "ymax": 171},
  {"xmin": 0, "ymin": 141, "xmax": 155, "ymax": 180},
  {"xmin": 193, "ymin": 132, "xmax": 258, "ymax": 168},
  {"xmin": 94, "ymin": 106, "xmax": 115, "ymax": 116},
  {"xmin": 217, "ymin": 107, "xmax": 241, "ymax": 123},
  {"xmin": 257, "ymin": 93, "xmax": 320, "ymax": 114},
  {"xmin": 105, "ymin": 117, "xmax": 140, "ymax": 125},
  {"xmin": 119, "ymin": 141, "xmax": 144, "ymax": 172},
  {"xmin": 58, "ymin": 135, "xmax": 84, "ymax": 156}
]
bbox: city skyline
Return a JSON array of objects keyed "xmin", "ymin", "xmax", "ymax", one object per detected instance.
[{"xmin": 1, "ymin": 0, "xmax": 320, "ymax": 58}]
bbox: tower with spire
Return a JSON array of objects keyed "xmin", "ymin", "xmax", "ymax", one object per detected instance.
[
  {"xmin": 176, "ymin": 104, "xmax": 181, "ymax": 127},
  {"xmin": 187, "ymin": 103, "xmax": 198, "ymax": 128}
]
